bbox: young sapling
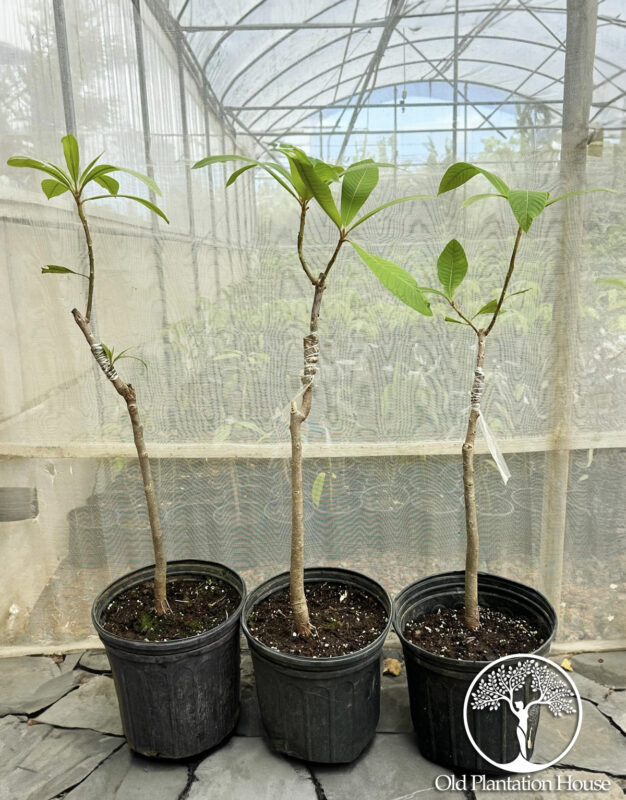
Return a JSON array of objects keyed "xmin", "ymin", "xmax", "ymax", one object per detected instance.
[{"xmin": 8, "ymin": 135, "xmax": 171, "ymax": 614}]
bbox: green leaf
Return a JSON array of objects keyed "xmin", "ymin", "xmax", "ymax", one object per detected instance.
[
  {"xmin": 341, "ymin": 163, "xmax": 379, "ymax": 225},
  {"xmin": 473, "ymin": 289, "xmax": 530, "ymax": 317},
  {"xmin": 351, "ymin": 242, "xmax": 432, "ymax": 316},
  {"xmin": 41, "ymin": 179, "xmax": 69, "ymax": 199},
  {"xmin": 462, "ymin": 192, "xmax": 506, "ymax": 208},
  {"xmin": 85, "ymin": 194, "xmax": 169, "ymax": 223},
  {"xmin": 347, "ymin": 194, "xmax": 431, "ymax": 232},
  {"xmin": 420, "ymin": 287, "xmax": 449, "ymax": 299},
  {"xmin": 437, "ymin": 239, "xmax": 468, "ymax": 298},
  {"xmin": 61, "ymin": 134, "xmax": 80, "ymax": 183},
  {"xmin": 192, "ymin": 154, "xmax": 257, "ymax": 170},
  {"xmin": 444, "ymin": 316, "xmax": 468, "ymax": 325},
  {"xmin": 597, "ymin": 278, "xmax": 626, "ymax": 289},
  {"xmin": 311, "ymin": 158, "xmax": 343, "ymax": 184},
  {"xmin": 292, "ymin": 156, "xmax": 341, "ymax": 227},
  {"xmin": 94, "ymin": 174, "xmax": 119, "ymax": 195},
  {"xmin": 101, "ymin": 343, "xmax": 114, "ymax": 363},
  {"xmin": 438, "ymin": 162, "xmax": 509, "ymax": 196},
  {"xmin": 81, "ymin": 163, "xmax": 118, "ymax": 186},
  {"xmin": 546, "ymin": 188, "xmax": 616, "ymax": 206},
  {"xmin": 79, "ymin": 152, "xmax": 103, "ymax": 185},
  {"xmin": 226, "ymin": 164, "xmax": 256, "ymax": 186},
  {"xmin": 7, "ymin": 156, "xmax": 73, "ymax": 188},
  {"xmin": 42, "ymin": 264, "xmax": 88, "ymax": 278},
  {"xmin": 312, "ymin": 472, "xmax": 326, "ymax": 507},
  {"xmin": 507, "ymin": 190, "xmax": 549, "ymax": 232},
  {"xmin": 113, "ymin": 347, "xmax": 148, "ymax": 371},
  {"xmin": 115, "ymin": 167, "xmax": 162, "ymax": 196}
]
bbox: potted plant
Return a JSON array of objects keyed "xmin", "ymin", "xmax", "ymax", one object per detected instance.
[
  {"xmin": 8, "ymin": 136, "xmax": 246, "ymax": 758},
  {"xmin": 360, "ymin": 161, "xmax": 607, "ymax": 771},
  {"xmin": 193, "ymin": 145, "xmax": 431, "ymax": 761}
]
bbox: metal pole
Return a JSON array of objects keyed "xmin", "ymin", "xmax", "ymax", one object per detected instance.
[
  {"xmin": 52, "ymin": 0, "xmax": 76, "ymax": 135},
  {"xmin": 539, "ymin": 0, "xmax": 598, "ymax": 609},
  {"xmin": 201, "ymin": 84, "xmax": 220, "ymax": 298},
  {"xmin": 452, "ymin": 0, "xmax": 459, "ymax": 161},
  {"xmin": 131, "ymin": 0, "xmax": 168, "ymax": 331},
  {"xmin": 176, "ymin": 29, "xmax": 200, "ymax": 308}
]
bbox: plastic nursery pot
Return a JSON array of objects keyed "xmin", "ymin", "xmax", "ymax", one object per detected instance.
[
  {"xmin": 393, "ymin": 571, "xmax": 557, "ymax": 774},
  {"xmin": 241, "ymin": 567, "xmax": 392, "ymax": 763},
  {"xmin": 92, "ymin": 559, "xmax": 246, "ymax": 759}
]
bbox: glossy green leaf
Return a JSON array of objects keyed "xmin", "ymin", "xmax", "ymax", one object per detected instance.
[
  {"xmin": 226, "ymin": 164, "xmax": 256, "ymax": 186},
  {"xmin": 94, "ymin": 174, "xmax": 119, "ymax": 195},
  {"xmin": 84, "ymin": 193, "xmax": 169, "ymax": 223},
  {"xmin": 438, "ymin": 162, "xmax": 509, "ymax": 196},
  {"xmin": 113, "ymin": 347, "xmax": 148, "ymax": 371},
  {"xmin": 192, "ymin": 154, "xmax": 257, "ymax": 169},
  {"xmin": 341, "ymin": 163, "xmax": 379, "ymax": 225},
  {"xmin": 79, "ymin": 152, "xmax": 103, "ymax": 185},
  {"xmin": 80, "ymin": 163, "xmax": 119, "ymax": 187},
  {"xmin": 311, "ymin": 158, "xmax": 343, "ymax": 184},
  {"xmin": 420, "ymin": 287, "xmax": 449, "ymax": 299},
  {"xmin": 507, "ymin": 190, "xmax": 549, "ymax": 232},
  {"xmin": 347, "ymin": 194, "xmax": 431, "ymax": 232},
  {"xmin": 41, "ymin": 264, "xmax": 88, "ymax": 278},
  {"xmin": 101, "ymin": 343, "xmax": 114, "ymax": 363},
  {"xmin": 41, "ymin": 179, "xmax": 69, "ymax": 199},
  {"xmin": 115, "ymin": 167, "xmax": 162, "ymax": 196},
  {"xmin": 473, "ymin": 289, "xmax": 529, "ymax": 317},
  {"xmin": 462, "ymin": 192, "xmax": 506, "ymax": 208},
  {"xmin": 312, "ymin": 472, "xmax": 326, "ymax": 507},
  {"xmin": 292, "ymin": 155, "xmax": 341, "ymax": 227},
  {"xmin": 444, "ymin": 316, "xmax": 468, "ymax": 325},
  {"xmin": 546, "ymin": 188, "xmax": 616, "ymax": 206},
  {"xmin": 437, "ymin": 239, "xmax": 468, "ymax": 298},
  {"xmin": 7, "ymin": 157, "xmax": 72, "ymax": 188},
  {"xmin": 61, "ymin": 134, "xmax": 80, "ymax": 183},
  {"xmin": 351, "ymin": 242, "xmax": 432, "ymax": 316}
]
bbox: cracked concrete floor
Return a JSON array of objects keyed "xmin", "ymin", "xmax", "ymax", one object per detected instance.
[{"xmin": 0, "ymin": 648, "xmax": 624, "ymax": 800}]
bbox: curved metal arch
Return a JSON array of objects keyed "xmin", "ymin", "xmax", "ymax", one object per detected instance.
[
  {"xmin": 239, "ymin": 31, "xmax": 570, "ymax": 130},
  {"xmin": 217, "ymin": 0, "xmax": 354, "ymax": 105},
  {"xmin": 240, "ymin": 47, "xmax": 574, "ymax": 136}
]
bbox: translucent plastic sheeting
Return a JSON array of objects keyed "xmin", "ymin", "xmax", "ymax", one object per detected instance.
[{"xmin": 0, "ymin": 0, "xmax": 624, "ymax": 647}]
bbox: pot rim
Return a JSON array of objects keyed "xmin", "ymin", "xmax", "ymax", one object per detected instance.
[
  {"xmin": 92, "ymin": 559, "xmax": 246, "ymax": 653},
  {"xmin": 242, "ymin": 566, "xmax": 393, "ymax": 668},
  {"xmin": 392, "ymin": 569, "xmax": 557, "ymax": 670}
]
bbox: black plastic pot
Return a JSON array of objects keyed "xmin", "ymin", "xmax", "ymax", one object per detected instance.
[
  {"xmin": 92, "ymin": 560, "xmax": 246, "ymax": 759},
  {"xmin": 242, "ymin": 567, "xmax": 392, "ymax": 763},
  {"xmin": 393, "ymin": 571, "xmax": 557, "ymax": 774}
]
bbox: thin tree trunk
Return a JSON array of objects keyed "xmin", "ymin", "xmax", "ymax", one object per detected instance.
[
  {"xmin": 290, "ymin": 275, "xmax": 325, "ymax": 636},
  {"xmin": 72, "ymin": 309, "xmax": 170, "ymax": 615},
  {"xmin": 463, "ymin": 331, "xmax": 486, "ymax": 629}
]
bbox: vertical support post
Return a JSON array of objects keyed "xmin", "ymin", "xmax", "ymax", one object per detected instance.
[
  {"xmin": 319, "ymin": 110, "xmax": 323, "ymax": 158},
  {"xmin": 221, "ymin": 130, "xmax": 234, "ymax": 271},
  {"xmin": 451, "ymin": 0, "xmax": 459, "ymax": 162},
  {"xmin": 464, "ymin": 81, "xmax": 468, "ymax": 161},
  {"xmin": 393, "ymin": 84, "xmax": 398, "ymax": 191},
  {"xmin": 202, "ymin": 81, "xmax": 220, "ymax": 297},
  {"xmin": 131, "ymin": 0, "xmax": 168, "ymax": 331},
  {"xmin": 52, "ymin": 0, "xmax": 76, "ymax": 136},
  {"xmin": 176, "ymin": 29, "xmax": 200, "ymax": 309},
  {"xmin": 539, "ymin": 0, "xmax": 598, "ymax": 608}
]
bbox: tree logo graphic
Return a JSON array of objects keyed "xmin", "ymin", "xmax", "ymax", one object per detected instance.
[{"xmin": 463, "ymin": 654, "xmax": 582, "ymax": 772}]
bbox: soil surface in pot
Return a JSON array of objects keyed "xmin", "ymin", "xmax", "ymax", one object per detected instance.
[
  {"xmin": 248, "ymin": 581, "xmax": 387, "ymax": 657},
  {"xmin": 101, "ymin": 576, "xmax": 240, "ymax": 641},
  {"xmin": 404, "ymin": 606, "xmax": 544, "ymax": 660}
]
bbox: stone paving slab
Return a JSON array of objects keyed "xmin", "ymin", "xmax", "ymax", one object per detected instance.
[
  {"xmin": 570, "ymin": 652, "xmax": 626, "ymax": 689},
  {"xmin": 188, "ymin": 736, "xmax": 317, "ymax": 800},
  {"xmin": 570, "ymin": 669, "xmax": 613, "ymax": 704},
  {"xmin": 473, "ymin": 768, "xmax": 625, "ymax": 799},
  {"xmin": 38, "ymin": 674, "xmax": 123, "ymax": 736},
  {"xmin": 0, "ymin": 657, "xmax": 78, "ymax": 716},
  {"xmin": 64, "ymin": 744, "xmax": 188, "ymax": 799},
  {"xmin": 377, "ymin": 673, "xmax": 412, "ymax": 733},
  {"xmin": 598, "ymin": 690, "xmax": 626, "ymax": 734},
  {"xmin": 0, "ymin": 715, "xmax": 120, "ymax": 800},
  {"xmin": 59, "ymin": 652, "xmax": 84, "ymax": 673},
  {"xmin": 536, "ymin": 699, "xmax": 625, "ymax": 776},
  {"xmin": 312, "ymin": 733, "xmax": 461, "ymax": 799},
  {"xmin": 79, "ymin": 650, "xmax": 111, "ymax": 673}
]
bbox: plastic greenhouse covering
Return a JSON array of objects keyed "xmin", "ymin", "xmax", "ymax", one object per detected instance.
[{"xmin": 0, "ymin": 0, "xmax": 624, "ymax": 649}]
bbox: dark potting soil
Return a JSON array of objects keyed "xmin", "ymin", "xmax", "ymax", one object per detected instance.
[
  {"xmin": 404, "ymin": 605, "xmax": 544, "ymax": 661},
  {"xmin": 248, "ymin": 581, "xmax": 387, "ymax": 658},
  {"xmin": 101, "ymin": 576, "xmax": 241, "ymax": 642}
]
